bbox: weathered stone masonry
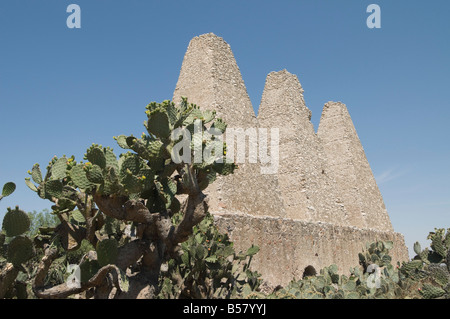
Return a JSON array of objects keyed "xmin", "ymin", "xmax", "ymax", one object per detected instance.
[{"xmin": 172, "ymin": 33, "xmax": 409, "ymax": 287}]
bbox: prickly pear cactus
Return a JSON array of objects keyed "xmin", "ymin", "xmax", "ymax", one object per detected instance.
[
  {"xmin": 401, "ymin": 228, "xmax": 450, "ymax": 299},
  {"xmin": 25, "ymin": 157, "xmax": 79, "ymax": 213},
  {"xmin": 260, "ymin": 240, "xmax": 409, "ymax": 299},
  {"xmin": 158, "ymin": 212, "xmax": 261, "ymax": 299},
  {"xmin": 25, "ymin": 100, "xmax": 236, "ymax": 215},
  {"xmin": 18, "ymin": 98, "xmax": 238, "ymax": 299}
]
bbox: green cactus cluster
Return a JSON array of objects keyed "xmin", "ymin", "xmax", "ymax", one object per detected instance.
[
  {"xmin": 232, "ymin": 240, "xmax": 399, "ymax": 299},
  {"xmin": 25, "ymin": 156, "xmax": 78, "ymax": 213},
  {"xmin": 399, "ymin": 228, "xmax": 450, "ymax": 299},
  {"xmin": 251, "ymin": 232, "xmax": 450, "ymax": 300},
  {"xmin": 25, "ymin": 98, "xmax": 236, "ymax": 218},
  {"xmin": 114, "ymin": 98, "xmax": 235, "ymax": 196},
  {"xmin": 358, "ymin": 241, "xmax": 394, "ymax": 270},
  {"xmin": 261, "ymin": 242, "xmax": 403, "ymax": 300},
  {"xmin": 8, "ymin": 99, "xmax": 237, "ymax": 299},
  {"xmin": 158, "ymin": 212, "xmax": 262, "ymax": 299},
  {"xmin": 420, "ymin": 228, "xmax": 450, "ymax": 264},
  {"xmin": 420, "ymin": 283, "xmax": 447, "ymax": 299},
  {"xmin": 259, "ymin": 265, "xmax": 344, "ymax": 299}
]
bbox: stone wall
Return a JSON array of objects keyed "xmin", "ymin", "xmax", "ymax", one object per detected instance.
[{"xmin": 213, "ymin": 211, "xmax": 409, "ymax": 287}]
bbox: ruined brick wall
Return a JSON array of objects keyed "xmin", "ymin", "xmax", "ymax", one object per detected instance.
[
  {"xmin": 213, "ymin": 211, "xmax": 407, "ymax": 287},
  {"xmin": 172, "ymin": 33, "xmax": 409, "ymax": 287}
]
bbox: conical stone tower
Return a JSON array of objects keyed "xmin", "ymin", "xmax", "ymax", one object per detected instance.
[
  {"xmin": 317, "ymin": 102, "xmax": 394, "ymax": 232},
  {"xmin": 173, "ymin": 33, "xmax": 286, "ymax": 218},
  {"xmin": 173, "ymin": 33, "xmax": 256, "ymax": 128},
  {"xmin": 258, "ymin": 70, "xmax": 348, "ymax": 225}
]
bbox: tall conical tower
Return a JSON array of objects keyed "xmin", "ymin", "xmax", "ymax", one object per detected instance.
[
  {"xmin": 258, "ymin": 70, "xmax": 349, "ymax": 225},
  {"xmin": 173, "ymin": 33, "xmax": 286, "ymax": 218},
  {"xmin": 317, "ymin": 102, "xmax": 393, "ymax": 231},
  {"xmin": 173, "ymin": 33, "xmax": 256, "ymax": 128}
]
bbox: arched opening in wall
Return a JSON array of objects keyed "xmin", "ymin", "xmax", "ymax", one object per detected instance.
[{"xmin": 302, "ymin": 265, "xmax": 317, "ymax": 278}]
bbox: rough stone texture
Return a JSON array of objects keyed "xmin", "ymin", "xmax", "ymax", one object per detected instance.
[
  {"xmin": 173, "ymin": 33, "xmax": 256, "ymax": 128},
  {"xmin": 317, "ymin": 102, "xmax": 393, "ymax": 232},
  {"xmin": 213, "ymin": 211, "xmax": 408, "ymax": 287},
  {"xmin": 172, "ymin": 33, "xmax": 408, "ymax": 286},
  {"xmin": 258, "ymin": 70, "xmax": 348, "ymax": 224},
  {"xmin": 173, "ymin": 33, "xmax": 286, "ymax": 218}
]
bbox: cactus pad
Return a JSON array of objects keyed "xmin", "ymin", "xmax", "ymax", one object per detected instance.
[
  {"xmin": 1, "ymin": 182, "xmax": 16, "ymax": 198},
  {"xmin": 211, "ymin": 118, "xmax": 227, "ymax": 133},
  {"xmin": 7, "ymin": 236, "xmax": 34, "ymax": 266},
  {"xmin": 413, "ymin": 241, "xmax": 422, "ymax": 256},
  {"xmin": 114, "ymin": 135, "xmax": 130, "ymax": 149},
  {"xmin": 24, "ymin": 178, "xmax": 38, "ymax": 192},
  {"xmin": 86, "ymin": 145, "xmax": 107, "ymax": 169},
  {"xmin": 45, "ymin": 179, "xmax": 63, "ymax": 199},
  {"xmin": 71, "ymin": 210, "xmax": 86, "ymax": 223},
  {"xmin": 2, "ymin": 207, "xmax": 30, "ymax": 237},
  {"xmin": 96, "ymin": 238, "xmax": 119, "ymax": 267},
  {"xmin": 104, "ymin": 147, "xmax": 119, "ymax": 171},
  {"xmin": 119, "ymin": 153, "xmax": 141, "ymax": 178},
  {"xmin": 70, "ymin": 164, "xmax": 93, "ymax": 190},
  {"xmin": 86, "ymin": 164, "xmax": 104, "ymax": 184},
  {"xmin": 79, "ymin": 258, "xmax": 100, "ymax": 283},
  {"xmin": 428, "ymin": 264, "xmax": 450, "ymax": 286},
  {"xmin": 121, "ymin": 174, "xmax": 142, "ymax": 194},
  {"xmin": 51, "ymin": 157, "xmax": 68, "ymax": 180},
  {"xmin": 31, "ymin": 164, "xmax": 43, "ymax": 184},
  {"xmin": 431, "ymin": 235, "xmax": 446, "ymax": 258},
  {"xmin": 420, "ymin": 284, "xmax": 446, "ymax": 299},
  {"xmin": 146, "ymin": 108, "xmax": 171, "ymax": 139}
]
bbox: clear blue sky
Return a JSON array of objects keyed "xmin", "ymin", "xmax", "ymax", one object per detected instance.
[{"xmin": 1, "ymin": 1, "xmax": 449, "ymax": 258}]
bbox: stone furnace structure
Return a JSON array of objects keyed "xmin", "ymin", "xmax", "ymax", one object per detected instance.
[{"xmin": 172, "ymin": 33, "xmax": 408, "ymax": 287}]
